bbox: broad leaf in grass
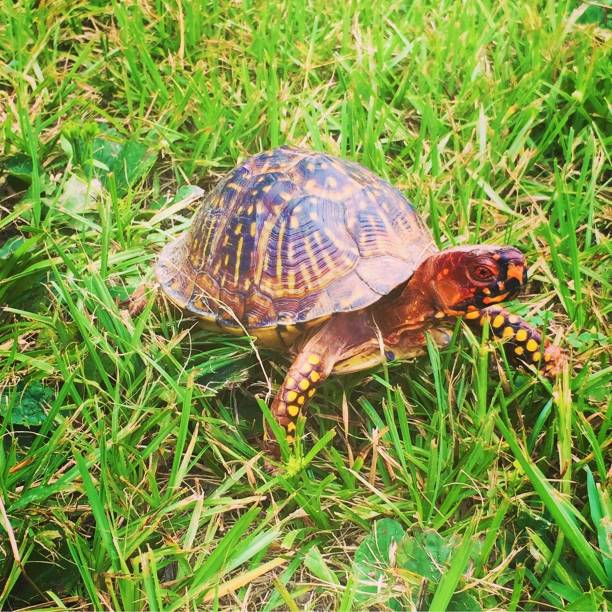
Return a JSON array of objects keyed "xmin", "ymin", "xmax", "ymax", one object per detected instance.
[
  {"xmin": 353, "ymin": 518, "xmax": 405, "ymax": 606},
  {"xmin": 2, "ymin": 154, "xmax": 34, "ymax": 181},
  {"xmin": 577, "ymin": 5, "xmax": 610, "ymax": 28},
  {"xmin": 0, "ymin": 237, "xmax": 25, "ymax": 260},
  {"xmin": 1, "ymin": 381, "xmax": 54, "ymax": 426},
  {"xmin": 450, "ymin": 591, "xmax": 482, "ymax": 610},
  {"xmin": 396, "ymin": 528, "xmax": 482, "ymax": 610},
  {"xmin": 93, "ymin": 130, "xmax": 156, "ymax": 196},
  {"xmin": 56, "ymin": 174, "xmax": 103, "ymax": 215},
  {"xmin": 396, "ymin": 528, "xmax": 453, "ymax": 581}
]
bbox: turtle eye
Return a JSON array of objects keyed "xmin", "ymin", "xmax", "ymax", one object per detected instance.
[{"xmin": 473, "ymin": 265, "xmax": 494, "ymax": 281}]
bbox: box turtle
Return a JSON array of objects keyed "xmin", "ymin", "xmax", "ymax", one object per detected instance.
[{"xmin": 154, "ymin": 146, "xmax": 564, "ymax": 448}]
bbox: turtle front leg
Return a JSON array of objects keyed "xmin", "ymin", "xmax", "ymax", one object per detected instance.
[
  {"xmin": 267, "ymin": 313, "xmax": 369, "ymax": 450},
  {"xmin": 464, "ymin": 306, "xmax": 565, "ymax": 378},
  {"xmin": 271, "ymin": 349, "xmax": 333, "ymax": 445}
]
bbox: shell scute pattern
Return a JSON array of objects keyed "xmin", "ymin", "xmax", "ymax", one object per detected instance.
[
  {"xmin": 294, "ymin": 156, "xmax": 358, "ymax": 201},
  {"xmin": 156, "ymin": 146, "xmax": 437, "ymax": 332}
]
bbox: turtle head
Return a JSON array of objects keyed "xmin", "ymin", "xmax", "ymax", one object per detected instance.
[{"xmin": 429, "ymin": 246, "xmax": 527, "ymax": 315}]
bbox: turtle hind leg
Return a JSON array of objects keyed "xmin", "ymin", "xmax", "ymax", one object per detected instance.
[{"xmin": 121, "ymin": 281, "xmax": 157, "ymax": 316}]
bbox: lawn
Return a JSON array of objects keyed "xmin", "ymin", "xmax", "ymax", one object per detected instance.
[{"xmin": 0, "ymin": 0, "xmax": 610, "ymax": 609}]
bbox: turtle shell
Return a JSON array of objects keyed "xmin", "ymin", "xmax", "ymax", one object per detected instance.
[{"xmin": 155, "ymin": 146, "xmax": 437, "ymax": 335}]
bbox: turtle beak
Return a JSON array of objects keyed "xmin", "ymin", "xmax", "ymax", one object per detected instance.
[
  {"xmin": 504, "ymin": 261, "xmax": 527, "ymax": 298},
  {"xmin": 480, "ymin": 252, "xmax": 526, "ymax": 305},
  {"xmin": 506, "ymin": 262, "xmax": 526, "ymax": 285}
]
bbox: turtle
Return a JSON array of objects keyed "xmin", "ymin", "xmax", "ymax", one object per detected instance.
[{"xmin": 153, "ymin": 146, "xmax": 564, "ymax": 448}]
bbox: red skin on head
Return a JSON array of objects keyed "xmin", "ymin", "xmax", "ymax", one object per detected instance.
[{"xmin": 427, "ymin": 246, "xmax": 526, "ymax": 315}]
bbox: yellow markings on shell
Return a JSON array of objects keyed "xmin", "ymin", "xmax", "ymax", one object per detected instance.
[
  {"xmin": 250, "ymin": 189, "xmax": 258, "ymax": 196},
  {"xmin": 307, "ymin": 162, "xmax": 315, "ymax": 171},
  {"xmin": 308, "ymin": 354, "xmax": 320, "ymax": 365},
  {"xmin": 502, "ymin": 326, "xmax": 515, "ymax": 339},
  {"xmin": 465, "ymin": 310, "xmax": 480, "ymax": 320},
  {"xmin": 327, "ymin": 176, "xmax": 338, "ymax": 189},
  {"xmin": 276, "ymin": 221, "xmax": 287, "ymax": 280},
  {"xmin": 261, "ymin": 250, "xmax": 270, "ymax": 281},
  {"xmin": 224, "ymin": 254, "xmax": 230, "ymax": 266},
  {"xmin": 297, "ymin": 395, "xmax": 305, "ymax": 405},
  {"xmin": 286, "ymin": 434, "xmax": 295, "ymax": 443},
  {"xmin": 320, "ymin": 246, "xmax": 337, "ymax": 271},
  {"xmin": 310, "ymin": 211, "xmax": 319, "ymax": 221},
  {"xmin": 234, "ymin": 223, "xmax": 243, "ymax": 235},
  {"xmin": 280, "ymin": 190, "xmax": 293, "ymax": 201},
  {"xmin": 526, "ymin": 339, "xmax": 539, "ymax": 352},
  {"xmin": 492, "ymin": 315, "xmax": 505, "ymax": 328},
  {"xmin": 303, "ymin": 237, "xmax": 318, "ymax": 274},
  {"xmin": 250, "ymin": 222, "xmax": 257, "ymax": 237},
  {"xmin": 286, "ymin": 376, "xmax": 296, "ymax": 388},
  {"xmin": 515, "ymin": 329, "xmax": 528, "ymax": 342},
  {"xmin": 305, "ymin": 179, "xmax": 318, "ymax": 191},
  {"xmin": 508, "ymin": 315, "xmax": 520, "ymax": 324},
  {"xmin": 532, "ymin": 351, "xmax": 542, "ymax": 362},
  {"xmin": 226, "ymin": 182, "xmax": 239, "ymax": 190},
  {"xmin": 262, "ymin": 184, "xmax": 272, "ymax": 193},
  {"xmin": 286, "ymin": 390, "xmax": 298, "ymax": 402},
  {"xmin": 299, "ymin": 379, "xmax": 310, "ymax": 391},
  {"xmin": 308, "ymin": 388, "xmax": 316, "ymax": 397},
  {"xmin": 310, "ymin": 370, "xmax": 320, "ymax": 382},
  {"xmin": 287, "ymin": 405, "xmax": 300, "ymax": 417},
  {"xmin": 286, "ymin": 271, "xmax": 296, "ymax": 290},
  {"xmin": 287, "ymin": 422, "xmax": 296, "ymax": 432},
  {"xmin": 290, "ymin": 216, "xmax": 300, "ymax": 229},
  {"xmin": 515, "ymin": 346, "xmax": 524, "ymax": 356},
  {"xmin": 201, "ymin": 218, "xmax": 216, "ymax": 259},
  {"xmin": 483, "ymin": 288, "xmax": 491, "ymax": 295},
  {"xmin": 544, "ymin": 352, "xmax": 552, "ymax": 362},
  {"xmin": 233, "ymin": 236, "xmax": 243, "ymax": 282},
  {"xmin": 299, "ymin": 263, "xmax": 313, "ymax": 287}
]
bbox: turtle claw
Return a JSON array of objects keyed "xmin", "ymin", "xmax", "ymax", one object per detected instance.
[{"xmin": 540, "ymin": 344, "xmax": 566, "ymax": 379}]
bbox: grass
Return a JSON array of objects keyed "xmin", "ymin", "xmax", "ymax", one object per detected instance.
[{"xmin": 0, "ymin": 0, "xmax": 610, "ymax": 609}]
